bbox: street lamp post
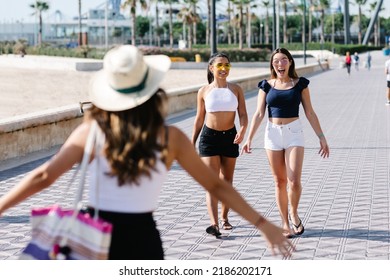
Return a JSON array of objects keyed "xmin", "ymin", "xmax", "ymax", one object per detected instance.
[
  {"xmin": 210, "ymin": 0, "xmax": 217, "ymax": 54},
  {"xmin": 302, "ymin": 0, "xmax": 306, "ymax": 64},
  {"xmin": 343, "ymin": 0, "xmax": 351, "ymax": 44}
]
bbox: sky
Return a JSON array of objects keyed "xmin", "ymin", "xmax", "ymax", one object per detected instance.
[{"xmin": 0, "ymin": 0, "xmax": 388, "ymax": 23}]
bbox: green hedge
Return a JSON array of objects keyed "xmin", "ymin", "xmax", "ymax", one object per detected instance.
[
  {"xmin": 139, "ymin": 47, "xmax": 271, "ymax": 62},
  {"xmin": 1, "ymin": 40, "xmax": 385, "ymax": 61}
]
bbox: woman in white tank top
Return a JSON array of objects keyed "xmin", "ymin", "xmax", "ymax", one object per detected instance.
[
  {"xmin": 191, "ymin": 53, "xmax": 248, "ymax": 237},
  {"xmin": 0, "ymin": 46, "xmax": 293, "ymax": 259}
]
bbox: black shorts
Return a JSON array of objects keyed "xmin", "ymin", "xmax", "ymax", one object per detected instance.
[
  {"xmin": 198, "ymin": 125, "xmax": 239, "ymax": 158},
  {"xmin": 387, "ymin": 81, "xmax": 390, "ymax": 88}
]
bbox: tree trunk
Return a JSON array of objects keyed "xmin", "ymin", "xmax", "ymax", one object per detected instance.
[
  {"xmin": 78, "ymin": 0, "xmax": 82, "ymax": 46},
  {"xmin": 265, "ymin": 11, "xmax": 269, "ymax": 44},
  {"xmin": 169, "ymin": 3, "xmax": 173, "ymax": 49},
  {"xmin": 239, "ymin": 6, "xmax": 243, "ymax": 49},
  {"xmin": 283, "ymin": 0, "xmax": 287, "ymax": 44}
]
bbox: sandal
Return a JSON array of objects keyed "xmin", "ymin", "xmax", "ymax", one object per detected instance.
[
  {"xmin": 291, "ymin": 218, "xmax": 305, "ymax": 236},
  {"xmin": 221, "ymin": 220, "xmax": 233, "ymax": 230},
  {"xmin": 206, "ymin": 224, "xmax": 221, "ymax": 237}
]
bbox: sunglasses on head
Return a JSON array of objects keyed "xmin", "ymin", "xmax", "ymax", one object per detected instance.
[{"xmin": 214, "ymin": 63, "xmax": 231, "ymax": 70}]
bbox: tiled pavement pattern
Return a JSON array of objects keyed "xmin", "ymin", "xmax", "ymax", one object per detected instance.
[{"xmin": 0, "ymin": 51, "xmax": 389, "ymax": 260}]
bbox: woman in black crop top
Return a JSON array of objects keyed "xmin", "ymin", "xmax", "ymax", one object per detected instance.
[{"xmin": 242, "ymin": 48, "xmax": 329, "ymax": 238}]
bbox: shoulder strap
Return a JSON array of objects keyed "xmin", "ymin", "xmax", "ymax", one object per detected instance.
[{"xmin": 73, "ymin": 121, "xmax": 98, "ymax": 208}]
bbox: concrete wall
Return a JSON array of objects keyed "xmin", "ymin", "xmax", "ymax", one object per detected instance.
[{"xmin": 0, "ymin": 61, "xmax": 328, "ymax": 170}]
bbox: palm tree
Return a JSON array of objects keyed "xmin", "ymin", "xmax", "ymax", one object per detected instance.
[
  {"xmin": 183, "ymin": 0, "xmax": 199, "ymax": 46},
  {"xmin": 355, "ymin": 0, "xmax": 368, "ymax": 44},
  {"xmin": 282, "ymin": 0, "xmax": 288, "ymax": 44},
  {"xmin": 122, "ymin": 0, "xmax": 148, "ymax": 46},
  {"xmin": 177, "ymin": 4, "xmax": 199, "ymax": 50},
  {"xmin": 151, "ymin": 0, "xmax": 161, "ymax": 46},
  {"xmin": 308, "ymin": 0, "xmax": 314, "ymax": 43},
  {"xmin": 231, "ymin": 0, "xmax": 252, "ymax": 50},
  {"xmin": 369, "ymin": 1, "xmax": 384, "ymax": 46},
  {"xmin": 30, "ymin": 1, "xmax": 50, "ymax": 46},
  {"xmin": 161, "ymin": 0, "xmax": 179, "ymax": 49},
  {"xmin": 317, "ymin": 0, "xmax": 330, "ymax": 44},
  {"xmin": 226, "ymin": 0, "xmax": 233, "ymax": 45},
  {"xmin": 261, "ymin": 1, "xmax": 270, "ymax": 44},
  {"xmin": 246, "ymin": 1, "xmax": 257, "ymax": 48},
  {"xmin": 78, "ymin": 0, "xmax": 82, "ymax": 46}
]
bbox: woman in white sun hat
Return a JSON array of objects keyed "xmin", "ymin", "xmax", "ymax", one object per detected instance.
[{"xmin": 0, "ymin": 45, "xmax": 293, "ymax": 259}]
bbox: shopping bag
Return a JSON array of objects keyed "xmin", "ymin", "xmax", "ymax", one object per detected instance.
[{"xmin": 19, "ymin": 205, "xmax": 112, "ymax": 260}]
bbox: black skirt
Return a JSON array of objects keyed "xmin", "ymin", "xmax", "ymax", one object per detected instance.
[{"xmin": 84, "ymin": 207, "xmax": 164, "ymax": 260}]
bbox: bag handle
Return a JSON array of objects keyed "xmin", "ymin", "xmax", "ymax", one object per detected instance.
[{"xmin": 73, "ymin": 121, "xmax": 98, "ymax": 208}]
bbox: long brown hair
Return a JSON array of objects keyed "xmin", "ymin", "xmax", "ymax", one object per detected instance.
[
  {"xmin": 269, "ymin": 48, "xmax": 298, "ymax": 79},
  {"xmin": 88, "ymin": 89, "xmax": 168, "ymax": 186}
]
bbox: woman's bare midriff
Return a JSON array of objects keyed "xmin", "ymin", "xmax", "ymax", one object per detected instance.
[
  {"xmin": 205, "ymin": 111, "xmax": 236, "ymax": 130},
  {"xmin": 269, "ymin": 117, "xmax": 299, "ymax": 125}
]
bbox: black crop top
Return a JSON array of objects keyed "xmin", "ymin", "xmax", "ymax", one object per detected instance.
[{"xmin": 258, "ymin": 77, "xmax": 310, "ymax": 118}]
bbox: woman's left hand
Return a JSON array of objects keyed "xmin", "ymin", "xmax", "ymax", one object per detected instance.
[{"xmin": 319, "ymin": 138, "xmax": 329, "ymax": 158}]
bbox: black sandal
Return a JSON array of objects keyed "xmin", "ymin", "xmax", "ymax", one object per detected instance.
[
  {"xmin": 206, "ymin": 224, "xmax": 221, "ymax": 236},
  {"xmin": 292, "ymin": 218, "xmax": 305, "ymax": 236}
]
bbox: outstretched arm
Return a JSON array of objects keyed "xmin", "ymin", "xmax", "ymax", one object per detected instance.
[{"xmin": 0, "ymin": 122, "xmax": 91, "ymax": 216}]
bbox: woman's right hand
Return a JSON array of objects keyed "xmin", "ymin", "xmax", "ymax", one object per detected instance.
[{"xmin": 258, "ymin": 220, "xmax": 295, "ymax": 257}]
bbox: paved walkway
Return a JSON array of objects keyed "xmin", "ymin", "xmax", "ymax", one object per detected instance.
[{"xmin": 0, "ymin": 51, "xmax": 389, "ymax": 260}]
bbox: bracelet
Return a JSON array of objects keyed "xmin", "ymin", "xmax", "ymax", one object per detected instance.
[
  {"xmin": 254, "ymin": 216, "xmax": 266, "ymax": 228},
  {"xmin": 317, "ymin": 133, "xmax": 325, "ymax": 138}
]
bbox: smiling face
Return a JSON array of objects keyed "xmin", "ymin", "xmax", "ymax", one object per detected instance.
[
  {"xmin": 269, "ymin": 48, "xmax": 297, "ymax": 80},
  {"xmin": 272, "ymin": 53, "xmax": 291, "ymax": 79},
  {"xmin": 209, "ymin": 57, "xmax": 231, "ymax": 80}
]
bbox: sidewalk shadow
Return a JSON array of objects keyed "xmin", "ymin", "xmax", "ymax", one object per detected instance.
[
  {"xmin": 0, "ymin": 157, "xmax": 49, "ymax": 180},
  {"xmin": 0, "ymin": 215, "xmax": 30, "ymax": 224},
  {"xmin": 301, "ymin": 228, "xmax": 390, "ymax": 243},
  {"xmin": 213, "ymin": 226, "xmax": 390, "ymax": 243}
]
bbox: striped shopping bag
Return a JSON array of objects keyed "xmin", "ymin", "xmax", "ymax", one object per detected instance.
[{"xmin": 19, "ymin": 205, "xmax": 112, "ymax": 260}]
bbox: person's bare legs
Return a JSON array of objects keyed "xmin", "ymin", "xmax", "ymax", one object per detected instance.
[
  {"xmin": 285, "ymin": 146, "xmax": 304, "ymax": 233},
  {"xmin": 202, "ymin": 156, "xmax": 221, "ymax": 227},
  {"xmin": 387, "ymin": 87, "xmax": 390, "ymax": 103},
  {"xmin": 219, "ymin": 156, "xmax": 237, "ymax": 227},
  {"xmin": 266, "ymin": 149, "xmax": 292, "ymax": 236}
]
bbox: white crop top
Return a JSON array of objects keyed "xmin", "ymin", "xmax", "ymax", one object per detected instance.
[
  {"xmin": 204, "ymin": 86, "xmax": 238, "ymax": 112},
  {"xmin": 87, "ymin": 129, "xmax": 168, "ymax": 213}
]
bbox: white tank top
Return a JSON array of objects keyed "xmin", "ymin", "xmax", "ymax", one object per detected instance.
[
  {"xmin": 204, "ymin": 86, "xmax": 238, "ymax": 112},
  {"xmin": 87, "ymin": 130, "xmax": 168, "ymax": 213}
]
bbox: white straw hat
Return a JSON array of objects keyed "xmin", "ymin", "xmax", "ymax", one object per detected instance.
[{"xmin": 89, "ymin": 45, "xmax": 171, "ymax": 111}]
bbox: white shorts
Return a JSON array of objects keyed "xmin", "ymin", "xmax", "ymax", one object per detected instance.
[{"xmin": 264, "ymin": 119, "xmax": 305, "ymax": 151}]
